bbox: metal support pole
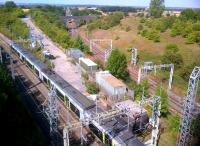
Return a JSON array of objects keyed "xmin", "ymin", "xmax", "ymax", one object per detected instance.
[
  {"xmin": 137, "ymin": 68, "xmax": 141, "ymax": 84},
  {"xmin": 127, "ymin": 115, "xmax": 130, "ymax": 130},
  {"xmin": 168, "ymin": 64, "xmax": 174, "ymax": 90},
  {"xmin": 154, "ymin": 66, "xmax": 157, "ymax": 75},
  {"xmin": 63, "ymin": 128, "xmax": 69, "ymax": 146},
  {"xmin": 96, "ymin": 97, "xmax": 98, "ymax": 114}
]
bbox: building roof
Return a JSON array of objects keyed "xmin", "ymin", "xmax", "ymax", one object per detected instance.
[
  {"xmin": 115, "ymin": 100, "xmax": 147, "ymax": 119},
  {"xmin": 102, "ymin": 75, "xmax": 126, "ymax": 88},
  {"xmin": 68, "ymin": 48, "xmax": 84, "ymax": 60},
  {"xmin": 79, "ymin": 57, "xmax": 97, "ymax": 67}
]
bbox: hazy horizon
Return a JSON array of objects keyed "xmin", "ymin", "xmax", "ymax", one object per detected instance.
[{"xmin": 0, "ymin": 0, "xmax": 200, "ymax": 8}]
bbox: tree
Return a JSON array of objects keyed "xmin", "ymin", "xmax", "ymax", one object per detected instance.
[
  {"xmin": 162, "ymin": 43, "xmax": 183, "ymax": 69},
  {"xmin": 149, "ymin": 0, "xmax": 165, "ymax": 18},
  {"xmin": 73, "ymin": 36, "xmax": 89, "ymax": 53},
  {"xmin": 134, "ymin": 80, "xmax": 149, "ymax": 101},
  {"xmin": 4, "ymin": 1, "xmax": 17, "ymax": 10},
  {"xmin": 155, "ymin": 85, "xmax": 168, "ymax": 116},
  {"xmin": 106, "ymin": 49, "xmax": 129, "ymax": 81}
]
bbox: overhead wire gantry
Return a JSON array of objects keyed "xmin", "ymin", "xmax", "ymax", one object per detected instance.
[
  {"xmin": 89, "ymin": 39, "xmax": 113, "ymax": 62},
  {"xmin": 138, "ymin": 63, "xmax": 174, "ymax": 90}
]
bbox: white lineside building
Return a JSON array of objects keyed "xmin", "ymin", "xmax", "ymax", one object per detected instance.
[
  {"xmin": 79, "ymin": 57, "xmax": 97, "ymax": 73},
  {"xmin": 96, "ymin": 71, "xmax": 127, "ymax": 101}
]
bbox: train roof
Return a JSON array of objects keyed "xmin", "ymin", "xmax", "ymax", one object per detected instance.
[
  {"xmin": 42, "ymin": 68, "xmax": 95, "ymax": 110},
  {"xmin": 11, "ymin": 42, "xmax": 95, "ymax": 110}
]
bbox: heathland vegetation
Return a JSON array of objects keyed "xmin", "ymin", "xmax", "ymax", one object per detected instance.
[{"xmin": 0, "ymin": 1, "xmax": 28, "ymax": 39}]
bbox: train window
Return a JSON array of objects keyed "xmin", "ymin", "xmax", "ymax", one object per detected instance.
[
  {"xmin": 43, "ymin": 76, "xmax": 48, "ymax": 85},
  {"xmin": 35, "ymin": 69, "xmax": 39, "ymax": 77},
  {"xmin": 105, "ymin": 133, "xmax": 112, "ymax": 146},
  {"xmin": 64, "ymin": 96, "xmax": 69, "ymax": 106},
  {"xmin": 89, "ymin": 124, "xmax": 102, "ymax": 141},
  {"xmin": 56, "ymin": 89, "xmax": 65, "ymax": 101},
  {"xmin": 70, "ymin": 103, "xmax": 80, "ymax": 118}
]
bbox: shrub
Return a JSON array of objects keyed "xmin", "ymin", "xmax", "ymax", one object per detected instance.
[
  {"xmin": 125, "ymin": 26, "xmax": 131, "ymax": 32},
  {"xmin": 86, "ymin": 82, "xmax": 99, "ymax": 94},
  {"xmin": 137, "ymin": 24, "xmax": 143, "ymax": 31}
]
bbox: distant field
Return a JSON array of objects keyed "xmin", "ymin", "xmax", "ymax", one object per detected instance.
[
  {"xmin": 79, "ymin": 15, "xmax": 200, "ymax": 97},
  {"xmin": 79, "ymin": 16, "xmax": 200, "ymax": 65}
]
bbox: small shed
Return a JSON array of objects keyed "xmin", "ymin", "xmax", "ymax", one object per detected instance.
[
  {"xmin": 96, "ymin": 71, "xmax": 127, "ymax": 100},
  {"xmin": 79, "ymin": 57, "xmax": 97, "ymax": 73},
  {"xmin": 67, "ymin": 48, "xmax": 84, "ymax": 61}
]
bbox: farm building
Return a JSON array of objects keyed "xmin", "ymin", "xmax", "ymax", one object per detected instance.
[
  {"xmin": 96, "ymin": 71, "xmax": 127, "ymax": 101},
  {"xmin": 67, "ymin": 48, "xmax": 84, "ymax": 61},
  {"xmin": 79, "ymin": 57, "xmax": 97, "ymax": 73}
]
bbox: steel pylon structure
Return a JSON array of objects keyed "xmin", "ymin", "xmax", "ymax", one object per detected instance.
[
  {"xmin": 131, "ymin": 48, "xmax": 137, "ymax": 66},
  {"xmin": 178, "ymin": 66, "xmax": 200, "ymax": 146},
  {"xmin": 140, "ymin": 95, "xmax": 161, "ymax": 146},
  {"xmin": 45, "ymin": 86, "xmax": 59, "ymax": 134}
]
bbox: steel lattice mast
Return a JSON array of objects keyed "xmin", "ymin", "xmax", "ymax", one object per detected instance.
[
  {"xmin": 178, "ymin": 67, "xmax": 200, "ymax": 146},
  {"xmin": 45, "ymin": 86, "xmax": 59, "ymax": 134},
  {"xmin": 140, "ymin": 95, "xmax": 161, "ymax": 146}
]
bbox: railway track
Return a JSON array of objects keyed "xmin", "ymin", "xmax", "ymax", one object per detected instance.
[{"xmin": 0, "ymin": 35, "xmax": 102, "ymax": 146}]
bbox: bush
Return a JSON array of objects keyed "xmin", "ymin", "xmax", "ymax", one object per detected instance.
[
  {"xmin": 147, "ymin": 29, "xmax": 160, "ymax": 42},
  {"xmin": 125, "ymin": 26, "xmax": 131, "ymax": 32},
  {"xmin": 155, "ymin": 85, "xmax": 169, "ymax": 116},
  {"xmin": 86, "ymin": 82, "xmax": 99, "ymax": 94},
  {"xmin": 95, "ymin": 59, "xmax": 104, "ymax": 70},
  {"xmin": 137, "ymin": 24, "xmax": 143, "ymax": 31},
  {"xmin": 140, "ymin": 18, "xmax": 145, "ymax": 23},
  {"xmin": 162, "ymin": 43, "xmax": 183, "ymax": 69}
]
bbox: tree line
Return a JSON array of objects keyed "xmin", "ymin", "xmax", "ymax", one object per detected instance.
[
  {"xmin": 138, "ymin": 9, "xmax": 200, "ymax": 45},
  {"xmin": 0, "ymin": 1, "xmax": 28, "ymax": 40},
  {"xmin": 31, "ymin": 6, "xmax": 89, "ymax": 52},
  {"xmin": 87, "ymin": 12, "xmax": 124, "ymax": 31},
  {"xmin": 71, "ymin": 8, "xmax": 102, "ymax": 16}
]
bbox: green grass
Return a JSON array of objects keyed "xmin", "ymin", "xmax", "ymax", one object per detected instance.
[{"xmin": 158, "ymin": 114, "xmax": 180, "ymax": 146}]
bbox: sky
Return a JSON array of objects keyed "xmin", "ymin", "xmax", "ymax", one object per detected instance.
[{"xmin": 0, "ymin": 0, "xmax": 200, "ymax": 8}]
